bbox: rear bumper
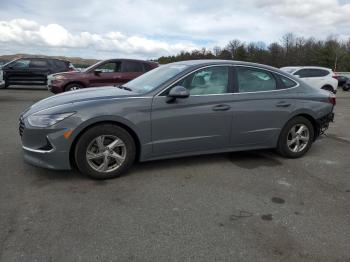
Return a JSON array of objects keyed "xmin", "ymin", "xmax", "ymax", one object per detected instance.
[
  {"xmin": 316, "ymin": 112, "xmax": 334, "ymax": 136},
  {"xmin": 0, "ymin": 80, "xmax": 4, "ymax": 88}
]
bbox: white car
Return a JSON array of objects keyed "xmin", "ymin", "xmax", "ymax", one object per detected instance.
[{"xmin": 280, "ymin": 66, "xmax": 338, "ymax": 93}]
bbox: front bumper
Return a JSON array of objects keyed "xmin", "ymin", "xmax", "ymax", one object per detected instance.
[
  {"xmin": 19, "ymin": 117, "xmax": 72, "ymax": 170},
  {"xmin": 22, "ymin": 146, "xmax": 71, "ymax": 170},
  {"xmin": 0, "ymin": 80, "xmax": 5, "ymax": 88}
]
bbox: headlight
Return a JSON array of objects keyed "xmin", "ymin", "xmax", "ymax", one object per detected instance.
[
  {"xmin": 28, "ymin": 112, "xmax": 75, "ymax": 127},
  {"xmin": 54, "ymin": 75, "xmax": 66, "ymax": 80}
]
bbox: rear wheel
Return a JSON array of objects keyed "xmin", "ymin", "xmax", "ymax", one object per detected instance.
[
  {"xmin": 65, "ymin": 83, "xmax": 83, "ymax": 92},
  {"xmin": 343, "ymin": 84, "xmax": 350, "ymax": 91},
  {"xmin": 321, "ymin": 85, "xmax": 334, "ymax": 93},
  {"xmin": 277, "ymin": 116, "xmax": 314, "ymax": 158},
  {"xmin": 3, "ymin": 80, "xmax": 9, "ymax": 89},
  {"xmin": 74, "ymin": 124, "xmax": 136, "ymax": 179}
]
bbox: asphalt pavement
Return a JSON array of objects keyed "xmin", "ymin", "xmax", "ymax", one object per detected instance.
[{"xmin": 0, "ymin": 86, "xmax": 349, "ymax": 262}]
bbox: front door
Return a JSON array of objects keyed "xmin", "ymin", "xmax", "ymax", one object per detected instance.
[
  {"xmin": 88, "ymin": 61, "xmax": 122, "ymax": 87},
  {"xmin": 4, "ymin": 59, "xmax": 31, "ymax": 85},
  {"xmin": 151, "ymin": 66, "xmax": 234, "ymax": 156}
]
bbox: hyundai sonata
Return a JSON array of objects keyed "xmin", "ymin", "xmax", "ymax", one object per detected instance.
[{"xmin": 19, "ymin": 60, "xmax": 335, "ymax": 179}]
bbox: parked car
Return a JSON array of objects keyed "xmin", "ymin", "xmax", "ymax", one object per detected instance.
[
  {"xmin": 343, "ymin": 78, "xmax": 350, "ymax": 91},
  {"xmin": 335, "ymin": 75, "xmax": 348, "ymax": 87},
  {"xmin": 0, "ymin": 57, "xmax": 75, "ymax": 88},
  {"xmin": 280, "ymin": 66, "xmax": 338, "ymax": 93},
  {"xmin": 19, "ymin": 60, "xmax": 335, "ymax": 179},
  {"xmin": 47, "ymin": 59, "xmax": 158, "ymax": 93}
]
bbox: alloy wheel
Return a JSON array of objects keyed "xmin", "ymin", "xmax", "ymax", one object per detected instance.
[
  {"xmin": 86, "ymin": 135, "xmax": 126, "ymax": 173},
  {"xmin": 287, "ymin": 124, "xmax": 310, "ymax": 153}
]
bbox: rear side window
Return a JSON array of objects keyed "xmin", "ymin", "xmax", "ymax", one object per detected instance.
[
  {"xmin": 30, "ymin": 59, "xmax": 47, "ymax": 68},
  {"xmin": 122, "ymin": 61, "xmax": 143, "ymax": 72},
  {"xmin": 53, "ymin": 60, "xmax": 68, "ymax": 71},
  {"xmin": 143, "ymin": 63, "xmax": 153, "ymax": 72},
  {"xmin": 280, "ymin": 75, "xmax": 297, "ymax": 88},
  {"xmin": 294, "ymin": 69, "xmax": 329, "ymax": 78},
  {"xmin": 236, "ymin": 67, "xmax": 277, "ymax": 92}
]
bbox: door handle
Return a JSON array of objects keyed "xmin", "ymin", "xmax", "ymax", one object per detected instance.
[
  {"xmin": 276, "ymin": 101, "xmax": 291, "ymax": 108},
  {"xmin": 212, "ymin": 104, "xmax": 231, "ymax": 111}
]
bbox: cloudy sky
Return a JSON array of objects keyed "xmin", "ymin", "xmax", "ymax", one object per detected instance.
[{"xmin": 1, "ymin": 0, "xmax": 350, "ymax": 59}]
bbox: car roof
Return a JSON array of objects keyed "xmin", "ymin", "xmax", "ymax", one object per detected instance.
[
  {"xmin": 281, "ymin": 66, "xmax": 332, "ymax": 71},
  {"xmin": 103, "ymin": 58, "xmax": 158, "ymax": 65},
  {"xmin": 13, "ymin": 57, "xmax": 70, "ymax": 63},
  {"xmin": 169, "ymin": 59, "xmax": 281, "ymax": 71}
]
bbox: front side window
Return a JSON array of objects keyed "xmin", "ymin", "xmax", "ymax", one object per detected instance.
[
  {"xmin": 237, "ymin": 67, "xmax": 277, "ymax": 92},
  {"xmin": 11, "ymin": 59, "xmax": 30, "ymax": 69},
  {"xmin": 95, "ymin": 62, "xmax": 121, "ymax": 73},
  {"xmin": 174, "ymin": 66, "xmax": 229, "ymax": 95}
]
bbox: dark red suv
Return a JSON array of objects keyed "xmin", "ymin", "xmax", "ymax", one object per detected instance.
[{"xmin": 47, "ymin": 59, "xmax": 158, "ymax": 93}]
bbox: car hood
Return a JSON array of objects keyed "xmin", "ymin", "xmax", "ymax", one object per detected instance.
[
  {"xmin": 50, "ymin": 71, "xmax": 82, "ymax": 77},
  {"xmin": 22, "ymin": 86, "xmax": 139, "ymax": 117}
]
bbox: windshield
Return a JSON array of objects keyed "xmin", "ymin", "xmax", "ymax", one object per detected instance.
[
  {"xmin": 123, "ymin": 64, "xmax": 189, "ymax": 94},
  {"xmin": 82, "ymin": 61, "xmax": 103, "ymax": 72}
]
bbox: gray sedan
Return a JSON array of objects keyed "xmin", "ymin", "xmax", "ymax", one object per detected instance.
[{"xmin": 19, "ymin": 60, "xmax": 335, "ymax": 179}]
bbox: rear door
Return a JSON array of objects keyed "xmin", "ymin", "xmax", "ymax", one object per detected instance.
[
  {"xmin": 28, "ymin": 59, "xmax": 51, "ymax": 85},
  {"xmin": 88, "ymin": 61, "xmax": 122, "ymax": 87},
  {"xmin": 294, "ymin": 68, "xmax": 329, "ymax": 89},
  {"xmin": 230, "ymin": 66, "xmax": 297, "ymax": 147}
]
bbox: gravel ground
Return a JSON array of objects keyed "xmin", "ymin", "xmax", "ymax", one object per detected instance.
[{"xmin": 0, "ymin": 86, "xmax": 349, "ymax": 262}]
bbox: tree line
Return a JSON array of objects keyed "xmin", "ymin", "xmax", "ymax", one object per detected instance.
[{"xmin": 157, "ymin": 33, "xmax": 350, "ymax": 72}]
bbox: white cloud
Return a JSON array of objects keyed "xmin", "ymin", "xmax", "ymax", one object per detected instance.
[
  {"xmin": 0, "ymin": 19, "xmax": 199, "ymax": 58},
  {"xmin": 1, "ymin": 0, "xmax": 350, "ymax": 58}
]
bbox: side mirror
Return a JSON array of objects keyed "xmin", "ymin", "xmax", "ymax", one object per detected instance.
[
  {"xmin": 294, "ymin": 74, "xmax": 301, "ymax": 78},
  {"xmin": 167, "ymin": 86, "xmax": 190, "ymax": 99},
  {"xmin": 94, "ymin": 69, "xmax": 103, "ymax": 75}
]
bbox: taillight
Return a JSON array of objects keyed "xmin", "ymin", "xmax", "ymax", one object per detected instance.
[
  {"xmin": 328, "ymin": 94, "xmax": 336, "ymax": 105},
  {"xmin": 332, "ymin": 72, "xmax": 338, "ymax": 79}
]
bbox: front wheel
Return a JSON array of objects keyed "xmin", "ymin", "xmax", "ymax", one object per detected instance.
[
  {"xmin": 65, "ymin": 83, "xmax": 83, "ymax": 92},
  {"xmin": 74, "ymin": 124, "xmax": 136, "ymax": 179},
  {"xmin": 277, "ymin": 116, "xmax": 314, "ymax": 158}
]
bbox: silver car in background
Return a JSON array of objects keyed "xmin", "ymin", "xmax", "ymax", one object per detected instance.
[{"xmin": 19, "ymin": 60, "xmax": 335, "ymax": 179}]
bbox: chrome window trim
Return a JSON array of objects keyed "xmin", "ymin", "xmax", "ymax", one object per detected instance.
[{"xmin": 155, "ymin": 64, "xmax": 299, "ymax": 97}]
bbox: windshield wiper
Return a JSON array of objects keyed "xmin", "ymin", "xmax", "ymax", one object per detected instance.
[{"xmin": 118, "ymin": 85, "xmax": 133, "ymax": 92}]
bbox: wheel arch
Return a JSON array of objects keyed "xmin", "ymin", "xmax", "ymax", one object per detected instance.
[
  {"xmin": 69, "ymin": 120, "xmax": 141, "ymax": 168},
  {"xmin": 64, "ymin": 81, "xmax": 86, "ymax": 91},
  {"xmin": 285, "ymin": 113, "xmax": 319, "ymax": 141}
]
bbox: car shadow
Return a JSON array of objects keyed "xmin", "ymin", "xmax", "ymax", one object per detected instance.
[
  {"xmin": 5, "ymin": 86, "xmax": 48, "ymax": 90},
  {"xmin": 28, "ymin": 149, "xmax": 283, "ymax": 182}
]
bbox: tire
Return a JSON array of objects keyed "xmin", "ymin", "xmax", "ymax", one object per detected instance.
[
  {"xmin": 277, "ymin": 116, "xmax": 314, "ymax": 158},
  {"xmin": 343, "ymin": 85, "xmax": 350, "ymax": 91},
  {"xmin": 74, "ymin": 124, "xmax": 136, "ymax": 179},
  {"xmin": 321, "ymin": 85, "xmax": 334, "ymax": 93},
  {"xmin": 3, "ymin": 80, "xmax": 9, "ymax": 89},
  {"xmin": 65, "ymin": 83, "xmax": 83, "ymax": 92}
]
